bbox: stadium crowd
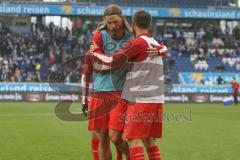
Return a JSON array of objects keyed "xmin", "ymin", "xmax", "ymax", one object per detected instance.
[
  {"xmin": 160, "ymin": 24, "xmax": 240, "ymax": 71},
  {"xmin": 0, "ymin": 21, "xmax": 240, "ymax": 82},
  {"xmin": 0, "ymin": 21, "xmax": 93, "ymax": 82}
]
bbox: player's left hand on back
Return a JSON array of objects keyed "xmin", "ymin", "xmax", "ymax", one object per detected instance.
[
  {"xmin": 147, "ymin": 47, "xmax": 158, "ymax": 58},
  {"xmin": 82, "ymin": 104, "xmax": 88, "ymax": 117}
]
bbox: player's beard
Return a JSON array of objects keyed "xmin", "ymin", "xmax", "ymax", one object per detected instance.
[{"xmin": 109, "ymin": 25, "xmax": 125, "ymax": 40}]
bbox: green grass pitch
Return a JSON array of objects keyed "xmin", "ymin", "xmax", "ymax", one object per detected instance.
[{"xmin": 0, "ymin": 102, "xmax": 239, "ymax": 160}]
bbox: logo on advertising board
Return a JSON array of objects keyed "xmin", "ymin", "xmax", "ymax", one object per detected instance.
[
  {"xmin": 192, "ymin": 94, "xmax": 209, "ymax": 103},
  {"xmin": 26, "ymin": 93, "xmax": 44, "ymax": 102}
]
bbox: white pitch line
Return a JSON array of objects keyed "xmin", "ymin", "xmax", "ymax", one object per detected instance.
[{"xmin": 0, "ymin": 112, "xmax": 84, "ymax": 117}]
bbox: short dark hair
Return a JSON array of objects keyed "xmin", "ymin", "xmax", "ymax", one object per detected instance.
[{"xmin": 133, "ymin": 10, "xmax": 152, "ymax": 29}]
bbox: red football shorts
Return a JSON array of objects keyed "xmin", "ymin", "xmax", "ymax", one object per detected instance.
[
  {"xmin": 88, "ymin": 91, "xmax": 127, "ymax": 131},
  {"xmin": 123, "ymin": 103, "xmax": 163, "ymax": 139},
  {"xmin": 109, "ymin": 99, "xmax": 128, "ymax": 131}
]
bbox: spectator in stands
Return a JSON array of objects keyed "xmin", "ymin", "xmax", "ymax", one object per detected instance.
[
  {"xmin": 231, "ymin": 78, "xmax": 239, "ymax": 105},
  {"xmin": 200, "ymin": 78, "xmax": 205, "ymax": 85},
  {"xmin": 233, "ymin": 25, "xmax": 240, "ymax": 40},
  {"xmin": 215, "ymin": 64, "xmax": 225, "ymax": 71},
  {"xmin": 0, "ymin": 60, "xmax": 9, "ymax": 82},
  {"xmin": 217, "ymin": 76, "xmax": 224, "ymax": 85}
]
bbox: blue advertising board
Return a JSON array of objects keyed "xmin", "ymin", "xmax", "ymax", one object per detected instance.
[
  {"xmin": 0, "ymin": 83, "xmax": 80, "ymax": 93},
  {"xmin": 0, "ymin": 83, "xmax": 233, "ymax": 94},
  {"xmin": 179, "ymin": 72, "xmax": 240, "ymax": 85},
  {"xmin": 1, "ymin": 4, "xmax": 240, "ymax": 20},
  {"xmin": 171, "ymin": 84, "xmax": 232, "ymax": 93}
]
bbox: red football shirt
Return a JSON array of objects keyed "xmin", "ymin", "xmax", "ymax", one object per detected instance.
[{"xmin": 232, "ymin": 82, "xmax": 239, "ymax": 93}]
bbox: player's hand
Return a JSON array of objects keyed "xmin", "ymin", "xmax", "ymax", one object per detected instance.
[
  {"xmin": 119, "ymin": 62, "xmax": 133, "ymax": 71},
  {"xmin": 147, "ymin": 47, "xmax": 159, "ymax": 58},
  {"xmin": 82, "ymin": 103, "xmax": 88, "ymax": 117},
  {"xmin": 90, "ymin": 42, "xmax": 99, "ymax": 54}
]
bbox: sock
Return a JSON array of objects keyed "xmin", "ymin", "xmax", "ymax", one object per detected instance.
[
  {"xmin": 130, "ymin": 147, "xmax": 145, "ymax": 160},
  {"xmin": 116, "ymin": 146, "xmax": 123, "ymax": 160},
  {"xmin": 91, "ymin": 138, "xmax": 99, "ymax": 160},
  {"xmin": 147, "ymin": 145, "xmax": 161, "ymax": 160}
]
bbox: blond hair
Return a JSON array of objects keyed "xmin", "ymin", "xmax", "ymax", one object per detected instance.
[{"xmin": 94, "ymin": 5, "xmax": 132, "ymax": 33}]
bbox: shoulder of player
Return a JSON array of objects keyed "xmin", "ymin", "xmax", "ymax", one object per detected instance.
[
  {"xmin": 92, "ymin": 31, "xmax": 102, "ymax": 40},
  {"xmin": 92, "ymin": 31, "xmax": 103, "ymax": 48},
  {"xmin": 130, "ymin": 37, "xmax": 149, "ymax": 47}
]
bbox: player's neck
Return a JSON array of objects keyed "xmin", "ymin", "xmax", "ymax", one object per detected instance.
[{"xmin": 135, "ymin": 29, "xmax": 149, "ymax": 37}]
